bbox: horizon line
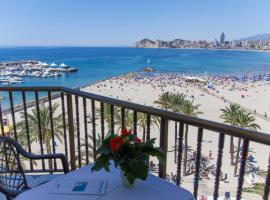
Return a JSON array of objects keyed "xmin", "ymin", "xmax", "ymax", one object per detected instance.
[{"xmin": 0, "ymin": 45, "xmax": 131, "ymax": 48}]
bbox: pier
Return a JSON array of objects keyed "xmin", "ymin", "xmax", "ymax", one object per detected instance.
[{"xmin": 0, "ymin": 60, "xmax": 78, "ymax": 85}]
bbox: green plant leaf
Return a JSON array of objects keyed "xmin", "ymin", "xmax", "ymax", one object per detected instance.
[{"xmin": 91, "ymin": 154, "xmax": 110, "ymax": 172}]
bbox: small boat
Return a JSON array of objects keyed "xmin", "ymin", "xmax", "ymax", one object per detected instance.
[
  {"xmin": 59, "ymin": 62, "xmax": 67, "ymax": 67},
  {"xmin": 144, "ymin": 67, "xmax": 155, "ymax": 72},
  {"xmin": 9, "ymin": 79, "xmax": 24, "ymax": 84},
  {"xmin": 2, "ymin": 82, "xmax": 11, "ymax": 86},
  {"xmin": 50, "ymin": 62, "xmax": 57, "ymax": 67},
  {"xmin": 53, "ymin": 72, "xmax": 61, "ymax": 76},
  {"xmin": 144, "ymin": 59, "xmax": 155, "ymax": 72}
]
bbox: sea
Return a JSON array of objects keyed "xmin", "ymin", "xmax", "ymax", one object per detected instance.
[
  {"xmin": 1, "ymin": 47, "xmax": 270, "ymax": 106},
  {"xmin": 1, "ymin": 47, "xmax": 270, "ymax": 88}
]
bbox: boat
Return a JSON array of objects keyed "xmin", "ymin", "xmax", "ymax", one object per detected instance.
[
  {"xmin": 144, "ymin": 59, "xmax": 155, "ymax": 72},
  {"xmin": 2, "ymin": 82, "xmax": 11, "ymax": 86},
  {"xmin": 41, "ymin": 62, "xmax": 49, "ymax": 67},
  {"xmin": 0, "ymin": 77, "xmax": 10, "ymax": 83},
  {"xmin": 18, "ymin": 71, "xmax": 27, "ymax": 77},
  {"xmin": 59, "ymin": 66, "xmax": 78, "ymax": 72},
  {"xmin": 144, "ymin": 67, "xmax": 155, "ymax": 72},
  {"xmin": 59, "ymin": 62, "xmax": 67, "ymax": 67},
  {"xmin": 50, "ymin": 62, "xmax": 57, "ymax": 67},
  {"xmin": 38, "ymin": 61, "xmax": 49, "ymax": 67},
  {"xmin": 9, "ymin": 78, "xmax": 24, "ymax": 84},
  {"xmin": 53, "ymin": 72, "xmax": 61, "ymax": 76}
]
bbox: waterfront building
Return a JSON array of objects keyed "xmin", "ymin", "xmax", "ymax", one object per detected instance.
[{"xmin": 220, "ymin": 32, "xmax": 225, "ymax": 44}]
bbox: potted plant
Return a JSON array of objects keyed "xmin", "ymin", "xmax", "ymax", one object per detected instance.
[{"xmin": 91, "ymin": 128, "xmax": 164, "ymax": 187}]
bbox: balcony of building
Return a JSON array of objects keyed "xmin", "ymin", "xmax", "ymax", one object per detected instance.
[{"xmin": 0, "ymin": 86, "xmax": 269, "ymax": 200}]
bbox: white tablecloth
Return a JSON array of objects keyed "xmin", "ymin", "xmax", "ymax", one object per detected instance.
[{"xmin": 16, "ymin": 164, "xmax": 195, "ymax": 200}]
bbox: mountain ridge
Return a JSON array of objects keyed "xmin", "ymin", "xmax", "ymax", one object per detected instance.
[{"xmin": 237, "ymin": 34, "xmax": 270, "ymax": 41}]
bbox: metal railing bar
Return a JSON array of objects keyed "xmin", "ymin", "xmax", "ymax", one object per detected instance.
[
  {"xmin": 110, "ymin": 104, "xmax": 114, "ymax": 134},
  {"xmin": 0, "ymin": 86, "xmax": 63, "ymax": 91},
  {"xmin": 91, "ymin": 100, "xmax": 97, "ymax": 161},
  {"xmin": 0, "ymin": 100, "xmax": 4, "ymax": 135},
  {"xmin": 194, "ymin": 127, "xmax": 203, "ymax": 198},
  {"xmin": 83, "ymin": 97, "xmax": 89, "ymax": 164},
  {"xmin": 66, "ymin": 94, "xmax": 76, "ymax": 170},
  {"xmin": 213, "ymin": 133, "xmax": 225, "ymax": 200},
  {"xmin": 146, "ymin": 114, "xmax": 151, "ymax": 141},
  {"xmin": 100, "ymin": 102, "xmax": 105, "ymax": 141},
  {"xmin": 159, "ymin": 117, "xmax": 168, "ymax": 179},
  {"xmin": 22, "ymin": 91, "xmax": 33, "ymax": 171},
  {"xmin": 75, "ymin": 95, "xmax": 81, "ymax": 168},
  {"xmin": 35, "ymin": 91, "xmax": 45, "ymax": 170},
  {"xmin": 121, "ymin": 107, "xmax": 125, "ymax": 129},
  {"xmin": 48, "ymin": 91, "xmax": 57, "ymax": 170},
  {"xmin": 8, "ymin": 91, "xmax": 17, "ymax": 141},
  {"xmin": 61, "ymin": 92, "xmax": 68, "ymax": 159},
  {"xmin": 176, "ymin": 122, "xmax": 184, "ymax": 186},
  {"xmin": 236, "ymin": 139, "xmax": 249, "ymax": 200},
  {"xmin": 133, "ymin": 110, "xmax": 137, "ymax": 136},
  {"xmin": 263, "ymin": 153, "xmax": 270, "ymax": 200}
]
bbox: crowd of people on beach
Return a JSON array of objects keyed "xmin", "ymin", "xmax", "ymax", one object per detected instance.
[{"xmin": 101, "ymin": 72, "xmax": 270, "ymax": 92}]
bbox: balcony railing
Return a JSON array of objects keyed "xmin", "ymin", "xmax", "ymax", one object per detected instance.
[{"xmin": 0, "ymin": 86, "xmax": 269, "ymax": 200}]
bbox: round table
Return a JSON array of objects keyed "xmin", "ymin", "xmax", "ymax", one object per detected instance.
[{"xmin": 16, "ymin": 164, "xmax": 195, "ymax": 200}]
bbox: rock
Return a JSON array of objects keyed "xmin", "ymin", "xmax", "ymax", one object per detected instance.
[
  {"xmin": 133, "ymin": 38, "xmax": 186, "ymax": 48},
  {"xmin": 133, "ymin": 39, "xmax": 156, "ymax": 48}
]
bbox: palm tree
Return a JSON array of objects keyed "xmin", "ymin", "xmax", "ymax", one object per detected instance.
[
  {"xmin": 166, "ymin": 153, "xmax": 215, "ymax": 185},
  {"xmin": 220, "ymin": 104, "xmax": 241, "ymax": 165},
  {"xmin": 169, "ymin": 140, "xmax": 193, "ymax": 166},
  {"xmin": 181, "ymin": 99, "xmax": 203, "ymax": 176},
  {"xmin": 186, "ymin": 153, "xmax": 216, "ymax": 177},
  {"xmin": 233, "ymin": 147, "xmax": 263, "ymax": 179},
  {"xmin": 153, "ymin": 91, "xmax": 173, "ymax": 110},
  {"xmin": 233, "ymin": 109, "xmax": 260, "ymax": 176},
  {"xmin": 75, "ymin": 134, "xmax": 97, "ymax": 167},
  {"xmin": 154, "ymin": 92, "xmax": 186, "ymax": 162},
  {"xmin": 114, "ymin": 109, "xmax": 134, "ymax": 132},
  {"xmin": 170, "ymin": 93, "xmax": 186, "ymax": 162},
  {"xmin": 170, "ymin": 93, "xmax": 186, "ymax": 112},
  {"xmin": 17, "ymin": 103, "xmax": 64, "ymax": 170},
  {"xmin": 137, "ymin": 112, "xmax": 160, "ymax": 141},
  {"xmin": 96, "ymin": 103, "xmax": 118, "ymax": 134}
]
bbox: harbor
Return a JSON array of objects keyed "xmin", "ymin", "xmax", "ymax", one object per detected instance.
[{"xmin": 0, "ymin": 60, "xmax": 78, "ymax": 85}]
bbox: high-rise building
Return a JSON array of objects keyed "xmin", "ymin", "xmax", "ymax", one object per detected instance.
[{"xmin": 220, "ymin": 32, "xmax": 225, "ymax": 45}]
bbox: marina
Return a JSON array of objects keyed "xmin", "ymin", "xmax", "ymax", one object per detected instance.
[{"xmin": 0, "ymin": 60, "xmax": 78, "ymax": 85}]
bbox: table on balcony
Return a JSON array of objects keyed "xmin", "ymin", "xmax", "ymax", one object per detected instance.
[{"xmin": 15, "ymin": 164, "xmax": 195, "ymax": 200}]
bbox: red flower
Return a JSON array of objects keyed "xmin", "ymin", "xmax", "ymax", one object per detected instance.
[
  {"xmin": 110, "ymin": 136, "xmax": 123, "ymax": 152},
  {"xmin": 121, "ymin": 128, "xmax": 132, "ymax": 137},
  {"xmin": 134, "ymin": 137, "xmax": 141, "ymax": 143}
]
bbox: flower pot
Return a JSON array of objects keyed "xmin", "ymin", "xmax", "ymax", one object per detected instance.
[{"xmin": 120, "ymin": 169, "xmax": 136, "ymax": 188}]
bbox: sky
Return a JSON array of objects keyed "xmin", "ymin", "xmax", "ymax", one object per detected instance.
[{"xmin": 0, "ymin": 0, "xmax": 269, "ymax": 46}]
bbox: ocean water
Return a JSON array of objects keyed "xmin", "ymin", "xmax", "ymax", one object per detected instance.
[
  {"xmin": 1, "ymin": 47, "xmax": 270, "ymax": 107},
  {"xmin": 1, "ymin": 47, "xmax": 270, "ymax": 89}
]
